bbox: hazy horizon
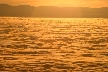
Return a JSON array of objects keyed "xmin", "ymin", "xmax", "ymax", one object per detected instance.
[
  {"xmin": 0, "ymin": 0, "xmax": 108, "ymax": 8},
  {"xmin": 1, "ymin": 3, "xmax": 108, "ymax": 8},
  {"xmin": 0, "ymin": 4, "xmax": 108, "ymax": 18}
]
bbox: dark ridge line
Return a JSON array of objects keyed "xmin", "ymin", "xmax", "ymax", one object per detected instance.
[{"xmin": 0, "ymin": 4, "xmax": 108, "ymax": 18}]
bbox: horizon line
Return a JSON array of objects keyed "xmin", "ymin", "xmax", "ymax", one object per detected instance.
[{"xmin": 0, "ymin": 3, "xmax": 108, "ymax": 8}]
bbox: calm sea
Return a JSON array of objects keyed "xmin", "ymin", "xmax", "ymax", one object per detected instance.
[{"xmin": 0, "ymin": 17, "xmax": 108, "ymax": 72}]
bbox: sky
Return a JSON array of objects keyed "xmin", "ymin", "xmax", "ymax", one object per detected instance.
[{"xmin": 0, "ymin": 0, "xmax": 108, "ymax": 8}]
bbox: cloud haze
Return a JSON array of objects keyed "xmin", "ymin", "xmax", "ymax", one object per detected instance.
[{"xmin": 0, "ymin": 0, "xmax": 108, "ymax": 8}]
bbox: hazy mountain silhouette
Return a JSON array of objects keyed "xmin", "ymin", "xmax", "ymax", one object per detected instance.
[{"xmin": 0, "ymin": 4, "xmax": 108, "ymax": 18}]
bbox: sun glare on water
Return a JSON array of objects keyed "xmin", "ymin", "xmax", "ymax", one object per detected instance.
[{"xmin": 0, "ymin": 17, "xmax": 108, "ymax": 71}]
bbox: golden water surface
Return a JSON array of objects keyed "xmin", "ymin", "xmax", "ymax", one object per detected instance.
[{"xmin": 0, "ymin": 17, "xmax": 108, "ymax": 72}]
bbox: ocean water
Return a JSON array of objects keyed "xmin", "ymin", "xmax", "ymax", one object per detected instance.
[{"xmin": 0, "ymin": 17, "xmax": 108, "ymax": 72}]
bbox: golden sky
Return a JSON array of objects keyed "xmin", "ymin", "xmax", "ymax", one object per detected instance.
[{"xmin": 0, "ymin": 0, "xmax": 108, "ymax": 8}]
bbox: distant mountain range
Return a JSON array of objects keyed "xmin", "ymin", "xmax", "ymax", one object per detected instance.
[{"xmin": 0, "ymin": 4, "xmax": 108, "ymax": 18}]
